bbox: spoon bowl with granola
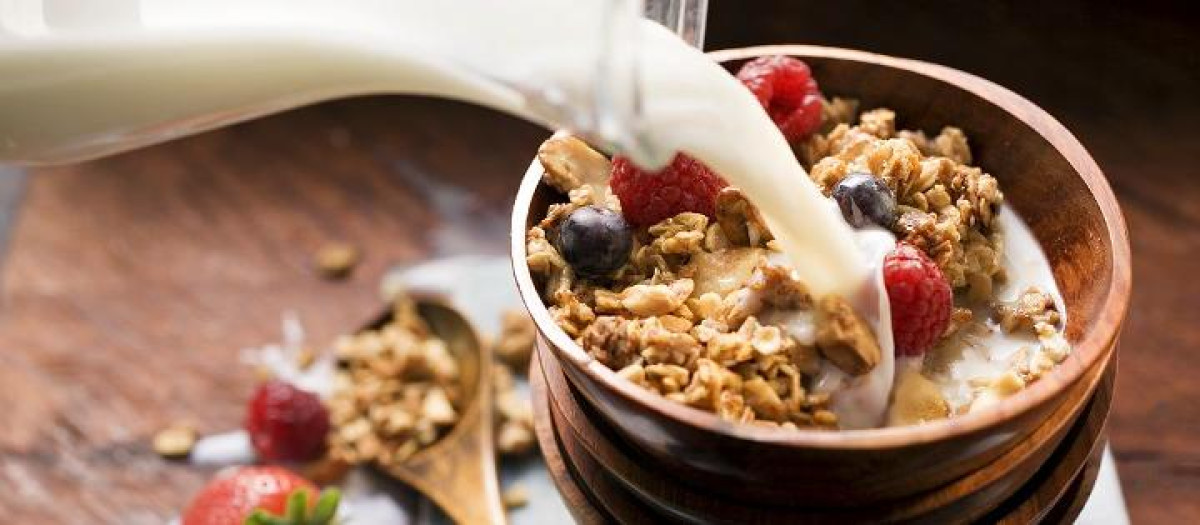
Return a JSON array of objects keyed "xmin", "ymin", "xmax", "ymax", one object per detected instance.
[
  {"xmin": 512, "ymin": 46, "xmax": 1130, "ymax": 505},
  {"xmin": 326, "ymin": 295, "xmax": 507, "ymax": 524}
]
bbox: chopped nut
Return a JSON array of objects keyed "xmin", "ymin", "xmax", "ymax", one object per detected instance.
[
  {"xmin": 747, "ymin": 262, "xmax": 811, "ymax": 309},
  {"xmin": 152, "ymin": 423, "xmax": 197, "ymax": 459},
  {"xmin": 687, "ymin": 292, "xmax": 724, "ymax": 321},
  {"xmin": 706, "ymin": 330, "xmax": 755, "ymax": 367},
  {"xmin": 621, "ymin": 279, "xmax": 693, "ymax": 317},
  {"xmin": 820, "ymin": 96, "xmax": 860, "ymax": 133},
  {"xmin": 969, "ymin": 370, "xmax": 1028, "ymax": 414},
  {"xmin": 887, "ymin": 367, "xmax": 949, "ymax": 426},
  {"xmin": 422, "ymin": 387, "xmax": 458, "ymax": 425},
  {"xmin": 502, "ymin": 484, "xmax": 531, "ymax": 509},
  {"xmin": 686, "ymin": 248, "xmax": 765, "ymax": 298},
  {"xmin": 789, "ymin": 344, "xmax": 822, "ymax": 375},
  {"xmin": 580, "ymin": 316, "xmax": 641, "ymax": 369},
  {"xmin": 645, "ymin": 364, "xmax": 691, "ymax": 394},
  {"xmin": 858, "ymin": 108, "xmax": 896, "ymax": 138},
  {"xmin": 617, "ymin": 362, "xmax": 648, "ymax": 386},
  {"xmin": 934, "ymin": 127, "xmax": 973, "ymax": 165},
  {"xmin": 526, "ymin": 227, "xmax": 573, "ymax": 300},
  {"xmin": 548, "ymin": 290, "xmax": 594, "ymax": 337},
  {"xmin": 814, "ymin": 295, "xmax": 881, "ymax": 376},
  {"xmin": 494, "ymin": 310, "xmax": 536, "ymax": 370},
  {"xmin": 537, "ymin": 134, "xmax": 611, "ymax": 193},
  {"xmin": 813, "ymin": 409, "xmax": 839, "ymax": 427},
  {"xmin": 748, "ymin": 322, "xmax": 784, "ymax": 356},
  {"xmin": 1036, "ymin": 322, "xmax": 1071, "ymax": 362},
  {"xmin": 944, "ymin": 307, "xmax": 975, "ymax": 337},
  {"xmin": 715, "ymin": 187, "xmax": 774, "ymax": 247},
  {"xmin": 743, "ymin": 377, "xmax": 787, "ymax": 421},
  {"xmin": 295, "ymin": 347, "xmax": 317, "ymax": 370},
  {"xmin": 993, "ymin": 287, "xmax": 1061, "ymax": 334},
  {"xmin": 315, "ymin": 242, "xmax": 360, "ymax": 279},
  {"xmin": 497, "ymin": 420, "xmax": 536, "ymax": 456},
  {"xmin": 990, "ymin": 370, "xmax": 1026, "ymax": 396},
  {"xmin": 624, "ymin": 212, "xmax": 709, "ymax": 279}
]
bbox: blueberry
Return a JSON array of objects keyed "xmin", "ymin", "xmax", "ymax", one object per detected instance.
[
  {"xmin": 832, "ymin": 172, "xmax": 897, "ymax": 228},
  {"xmin": 558, "ymin": 205, "xmax": 633, "ymax": 278}
]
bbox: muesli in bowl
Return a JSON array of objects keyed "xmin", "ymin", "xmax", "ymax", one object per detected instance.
[{"xmin": 523, "ymin": 55, "xmax": 1072, "ymax": 431}]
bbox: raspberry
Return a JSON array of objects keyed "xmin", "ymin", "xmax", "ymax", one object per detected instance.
[
  {"xmin": 609, "ymin": 154, "xmax": 728, "ymax": 226},
  {"xmin": 246, "ymin": 380, "xmax": 330, "ymax": 462},
  {"xmin": 883, "ymin": 243, "xmax": 952, "ymax": 356},
  {"xmin": 735, "ymin": 55, "xmax": 825, "ymax": 142}
]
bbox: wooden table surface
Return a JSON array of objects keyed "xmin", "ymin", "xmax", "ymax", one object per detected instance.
[{"xmin": 1, "ymin": 2, "xmax": 1197, "ymax": 523}]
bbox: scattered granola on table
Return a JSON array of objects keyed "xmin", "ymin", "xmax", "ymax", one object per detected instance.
[
  {"xmin": 315, "ymin": 242, "xmax": 361, "ymax": 280},
  {"xmin": 494, "ymin": 309, "xmax": 537, "ymax": 370},
  {"xmin": 153, "ymin": 422, "xmax": 198, "ymax": 459},
  {"xmin": 524, "ymin": 55, "xmax": 1072, "ymax": 430}
]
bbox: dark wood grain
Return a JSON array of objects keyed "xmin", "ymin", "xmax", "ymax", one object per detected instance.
[{"xmin": 0, "ymin": 98, "xmax": 543, "ymax": 523}]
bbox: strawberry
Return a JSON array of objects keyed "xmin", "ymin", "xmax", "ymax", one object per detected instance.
[{"xmin": 181, "ymin": 466, "xmax": 339, "ymax": 525}]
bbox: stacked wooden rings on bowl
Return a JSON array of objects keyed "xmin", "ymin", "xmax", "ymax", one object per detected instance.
[{"xmin": 511, "ymin": 46, "xmax": 1131, "ymax": 524}]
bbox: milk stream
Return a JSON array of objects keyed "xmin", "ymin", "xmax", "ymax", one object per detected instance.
[{"xmin": 0, "ymin": 0, "xmax": 888, "ymax": 423}]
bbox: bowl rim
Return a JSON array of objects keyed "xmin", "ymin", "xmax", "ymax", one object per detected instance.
[{"xmin": 510, "ymin": 44, "xmax": 1131, "ymax": 449}]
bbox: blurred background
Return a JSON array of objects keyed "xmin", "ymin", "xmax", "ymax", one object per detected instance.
[{"xmin": 0, "ymin": 0, "xmax": 1195, "ymax": 522}]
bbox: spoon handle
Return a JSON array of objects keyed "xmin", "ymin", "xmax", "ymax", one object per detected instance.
[
  {"xmin": 380, "ymin": 300, "xmax": 507, "ymax": 525},
  {"xmin": 394, "ymin": 380, "xmax": 506, "ymax": 525}
]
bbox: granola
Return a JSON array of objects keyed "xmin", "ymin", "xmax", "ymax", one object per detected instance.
[
  {"xmin": 328, "ymin": 295, "xmax": 537, "ymax": 468},
  {"xmin": 525, "ymin": 63, "xmax": 1071, "ymax": 429},
  {"xmin": 327, "ymin": 295, "xmax": 464, "ymax": 466},
  {"xmin": 806, "ymin": 109, "xmax": 1004, "ymax": 300}
]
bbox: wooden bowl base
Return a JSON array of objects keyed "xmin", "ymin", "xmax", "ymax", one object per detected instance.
[{"xmin": 531, "ymin": 349, "xmax": 1113, "ymax": 524}]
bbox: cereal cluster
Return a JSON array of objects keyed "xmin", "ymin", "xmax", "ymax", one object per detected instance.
[
  {"xmin": 327, "ymin": 296, "xmax": 537, "ymax": 468},
  {"xmin": 802, "ymin": 108, "xmax": 1005, "ymax": 301},
  {"xmin": 528, "ymin": 141, "xmax": 884, "ymax": 428},
  {"xmin": 327, "ymin": 296, "xmax": 464, "ymax": 465}
]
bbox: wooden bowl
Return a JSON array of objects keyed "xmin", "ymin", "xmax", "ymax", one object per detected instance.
[
  {"xmin": 510, "ymin": 45, "xmax": 1131, "ymax": 506},
  {"xmin": 529, "ymin": 347, "xmax": 1113, "ymax": 524},
  {"xmin": 537, "ymin": 335, "xmax": 1114, "ymax": 521}
]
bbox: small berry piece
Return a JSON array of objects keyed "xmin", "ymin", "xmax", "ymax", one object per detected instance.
[
  {"xmin": 883, "ymin": 243, "xmax": 952, "ymax": 356},
  {"xmin": 609, "ymin": 154, "xmax": 728, "ymax": 226},
  {"xmin": 832, "ymin": 172, "xmax": 897, "ymax": 228},
  {"xmin": 558, "ymin": 205, "xmax": 633, "ymax": 278},
  {"xmin": 182, "ymin": 466, "xmax": 340, "ymax": 525},
  {"xmin": 246, "ymin": 380, "xmax": 330, "ymax": 462},
  {"xmin": 736, "ymin": 55, "xmax": 825, "ymax": 142}
]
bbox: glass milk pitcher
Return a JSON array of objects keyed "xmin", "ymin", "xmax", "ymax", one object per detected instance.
[{"xmin": 0, "ymin": 0, "xmax": 707, "ymax": 166}]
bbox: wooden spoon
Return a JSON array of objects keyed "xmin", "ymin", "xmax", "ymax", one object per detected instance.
[{"xmin": 362, "ymin": 299, "xmax": 507, "ymax": 525}]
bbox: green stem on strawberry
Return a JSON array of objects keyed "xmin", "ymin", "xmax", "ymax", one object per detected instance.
[{"xmin": 244, "ymin": 488, "xmax": 341, "ymax": 525}]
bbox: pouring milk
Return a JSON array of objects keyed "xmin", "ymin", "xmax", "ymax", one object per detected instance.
[{"xmin": 0, "ymin": 0, "xmax": 894, "ymax": 427}]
